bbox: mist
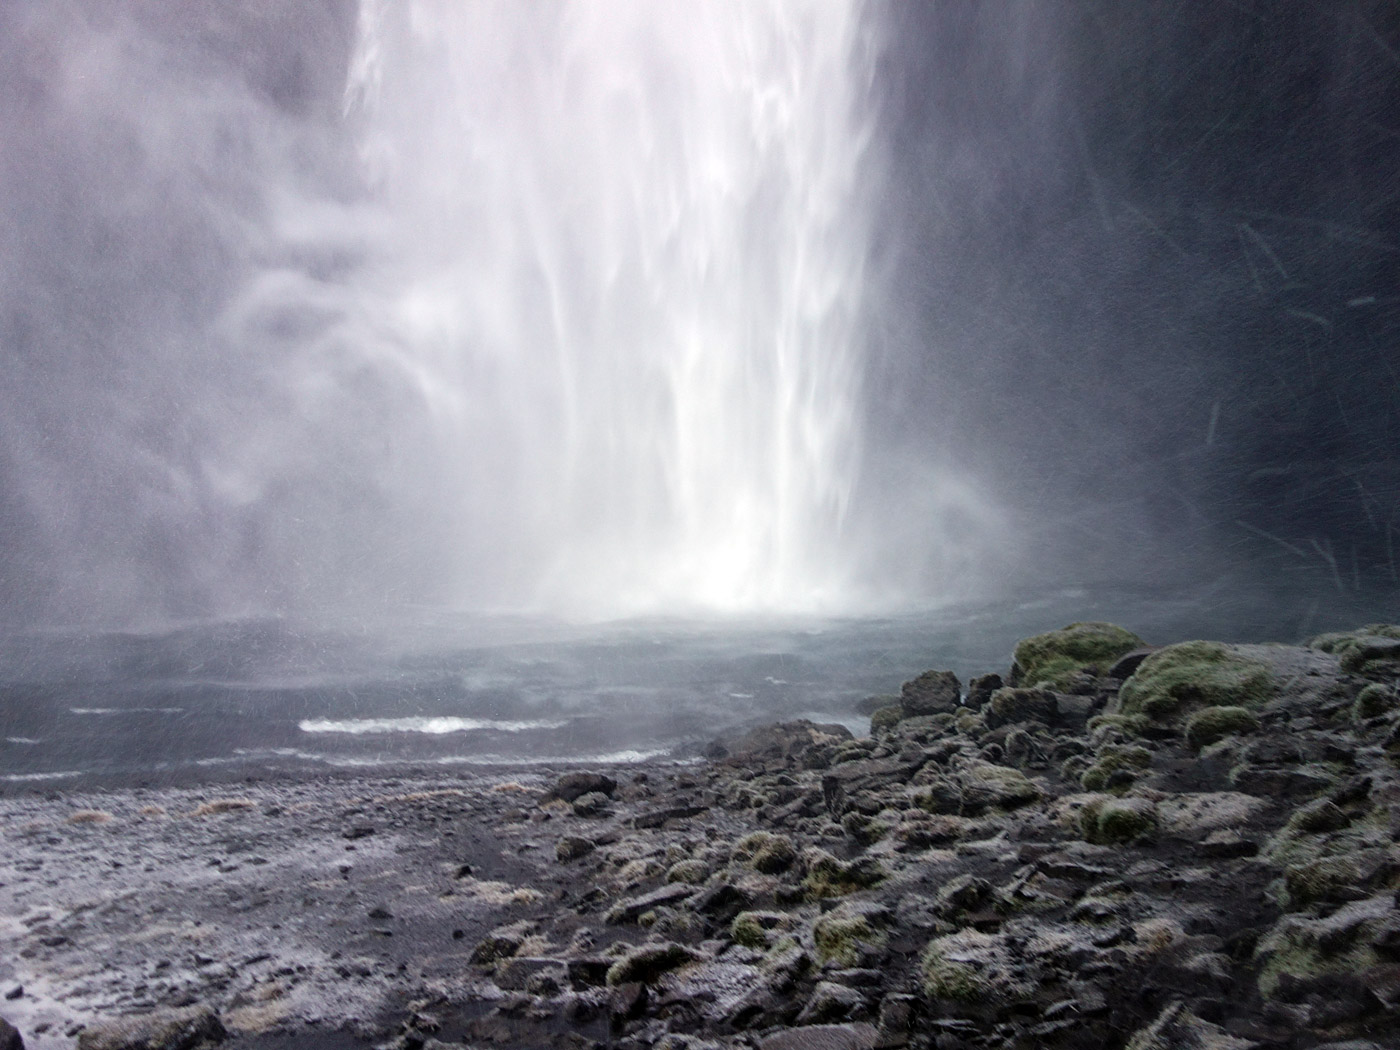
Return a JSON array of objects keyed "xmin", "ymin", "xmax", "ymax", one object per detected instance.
[{"xmin": 1, "ymin": 0, "xmax": 1396, "ymax": 629}]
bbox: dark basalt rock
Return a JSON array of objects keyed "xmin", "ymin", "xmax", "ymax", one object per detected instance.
[
  {"xmin": 899, "ymin": 670, "xmax": 962, "ymax": 717},
  {"xmin": 545, "ymin": 772, "xmax": 618, "ymax": 803}
]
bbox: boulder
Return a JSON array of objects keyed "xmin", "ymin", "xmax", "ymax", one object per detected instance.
[
  {"xmin": 1124, "ymin": 1002, "xmax": 1256, "ymax": 1050},
  {"xmin": 1012, "ymin": 622, "xmax": 1146, "ymax": 688},
  {"xmin": 709, "ymin": 720, "xmax": 854, "ymax": 763},
  {"xmin": 760, "ymin": 1024, "xmax": 878, "ymax": 1050},
  {"xmin": 984, "ymin": 687, "xmax": 1058, "ymax": 728},
  {"xmin": 900, "ymin": 671, "xmax": 962, "ymax": 717},
  {"xmin": 545, "ymin": 772, "xmax": 618, "ymax": 803},
  {"xmin": 76, "ymin": 1007, "xmax": 225, "ymax": 1050}
]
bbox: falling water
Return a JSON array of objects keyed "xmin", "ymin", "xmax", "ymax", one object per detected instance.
[{"xmin": 340, "ymin": 0, "xmax": 874, "ymax": 615}]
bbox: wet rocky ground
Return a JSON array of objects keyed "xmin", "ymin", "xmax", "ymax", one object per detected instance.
[{"xmin": 2, "ymin": 622, "xmax": 1399, "ymax": 1050}]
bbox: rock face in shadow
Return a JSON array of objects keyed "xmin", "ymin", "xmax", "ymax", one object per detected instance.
[{"xmin": 1, "ymin": 622, "xmax": 1398, "ymax": 1050}]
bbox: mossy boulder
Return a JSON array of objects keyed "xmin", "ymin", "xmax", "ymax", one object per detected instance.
[
  {"xmin": 984, "ymin": 687, "xmax": 1057, "ymax": 729},
  {"xmin": 1118, "ymin": 642, "xmax": 1275, "ymax": 726},
  {"xmin": 606, "ymin": 942, "xmax": 700, "ymax": 985},
  {"xmin": 919, "ymin": 762, "xmax": 1041, "ymax": 815},
  {"xmin": 1254, "ymin": 894, "xmax": 1394, "ymax": 999},
  {"xmin": 812, "ymin": 901, "xmax": 889, "ymax": 966},
  {"xmin": 1282, "ymin": 849, "xmax": 1393, "ymax": 908},
  {"xmin": 1124, "ymin": 1002, "xmax": 1255, "ymax": 1050},
  {"xmin": 870, "ymin": 705, "xmax": 904, "ymax": 733},
  {"xmin": 1310, "ymin": 624, "xmax": 1400, "ymax": 676},
  {"xmin": 666, "ymin": 858, "xmax": 709, "ymax": 884},
  {"xmin": 920, "ymin": 929, "xmax": 1037, "ymax": 1008},
  {"xmin": 733, "ymin": 832, "xmax": 797, "ymax": 874},
  {"xmin": 1081, "ymin": 796, "xmax": 1157, "ymax": 844},
  {"xmin": 730, "ymin": 910, "xmax": 796, "ymax": 950},
  {"xmin": 1079, "ymin": 744, "xmax": 1152, "ymax": 791},
  {"xmin": 1183, "ymin": 705, "xmax": 1260, "ymax": 751},
  {"xmin": 801, "ymin": 847, "xmax": 885, "ymax": 899},
  {"xmin": 1013, "ymin": 622, "xmax": 1145, "ymax": 688},
  {"xmin": 1354, "ymin": 683, "xmax": 1398, "ymax": 721}
]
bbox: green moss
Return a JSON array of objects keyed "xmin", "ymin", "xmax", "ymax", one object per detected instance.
[
  {"xmin": 731, "ymin": 910, "xmax": 792, "ymax": 949},
  {"xmin": 1311, "ymin": 623, "xmax": 1400, "ymax": 650},
  {"xmin": 1283, "ymin": 852, "xmax": 1378, "ymax": 907},
  {"xmin": 1284, "ymin": 799, "xmax": 1350, "ymax": 836},
  {"xmin": 1354, "ymin": 683, "xmax": 1398, "ymax": 721},
  {"xmin": 1183, "ymin": 705, "xmax": 1260, "ymax": 751},
  {"xmin": 1081, "ymin": 797, "xmax": 1156, "ymax": 844},
  {"xmin": 1013, "ymin": 622, "xmax": 1146, "ymax": 688},
  {"xmin": 870, "ymin": 705, "xmax": 904, "ymax": 733},
  {"xmin": 733, "ymin": 832, "xmax": 797, "ymax": 874},
  {"xmin": 954, "ymin": 709, "xmax": 983, "ymax": 733},
  {"xmin": 1086, "ymin": 713, "xmax": 1151, "ymax": 738},
  {"xmin": 1079, "ymin": 744, "xmax": 1152, "ymax": 791},
  {"xmin": 801, "ymin": 849, "xmax": 885, "ymax": 899},
  {"xmin": 920, "ymin": 944, "xmax": 986, "ymax": 1003},
  {"xmin": 1118, "ymin": 642, "xmax": 1274, "ymax": 725},
  {"xmin": 813, "ymin": 911, "xmax": 886, "ymax": 966},
  {"xmin": 1255, "ymin": 914, "xmax": 1382, "ymax": 999},
  {"xmin": 665, "ymin": 859, "xmax": 708, "ymax": 884},
  {"xmin": 841, "ymin": 812, "xmax": 891, "ymax": 846},
  {"xmin": 963, "ymin": 762, "xmax": 1042, "ymax": 809}
]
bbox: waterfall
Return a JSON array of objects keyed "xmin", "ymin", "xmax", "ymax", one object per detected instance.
[{"xmin": 340, "ymin": 0, "xmax": 874, "ymax": 614}]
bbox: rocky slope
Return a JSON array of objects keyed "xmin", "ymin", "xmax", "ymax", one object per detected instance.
[{"xmin": 2, "ymin": 622, "xmax": 1399, "ymax": 1050}]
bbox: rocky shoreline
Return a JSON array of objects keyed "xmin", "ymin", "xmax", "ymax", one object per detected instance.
[{"xmin": 2, "ymin": 621, "xmax": 1399, "ymax": 1050}]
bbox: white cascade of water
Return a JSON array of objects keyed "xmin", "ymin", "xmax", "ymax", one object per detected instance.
[{"xmin": 343, "ymin": 0, "xmax": 875, "ymax": 615}]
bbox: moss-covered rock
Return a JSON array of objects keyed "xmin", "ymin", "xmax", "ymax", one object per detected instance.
[
  {"xmin": 1118, "ymin": 642, "xmax": 1275, "ymax": 725},
  {"xmin": 960, "ymin": 761, "xmax": 1042, "ymax": 811},
  {"xmin": 1013, "ymin": 622, "xmax": 1146, "ymax": 689},
  {"xmin": 730, "ymin": 910, "xmax": 796, "ymax": 950},
  {"xmin": 1124, "ymin": 1002, "xmax": 1255, "ymax": 1050},
  {"xmin": 733, "ymin": 832, "xmax": 797, "ymax": 874},
  {"xmin": 920, "ymin": 929, "xmax": 1036, "ymax": 1007},
  {"xmin": 1310, "ymin": 624, "xmax": 1400, "ymax": 676},
  {"xmin": 1080, "ymin": 796, "xmax": 1157, "ymax": 844},
  {"xmin": 1254, "ymin": 894, "xmax": 1393, "ymax": 999},
  {"xmin": 1353, "ymin": 682, "xmax": 1398, "ymax": 721},
  {"xmin": 665, "ymin": 858, "xmax": 709, "ymax": 884},
  {"xmin": 985, "ymin": 687, "xmax": 1057, "ymax": 728},
  {"xmin": 870, "ymin": 705, "xmax": 904, "ymax": 733},
  {"xmin": 1079, "ymin": 744, "xmax": 1152, "ymax": 791},
  {"xmin": 1283, "ymin": 849, "xmax": 1391, "ymax": 907},
  {"xmin": 606, "ymin": 942, "xmax": 700, "ymax": 985},
  {"xmin": 920, "ymin": 944, "xmax": 985, "ymax": 1003},
  {"xmin": 801, "ymin": 847, "xmax": 885, "ymax": 899},
  {"xmin": 812, "ymin": 902, "xmax": 889, "ymax": 966},
  {"xmin": 1183, "ymin": 705, "xmax": 1260, "ymax": 751},
  {"xmin": 841, "ymin": 811, "xmax": 891, "ymax": 847}
]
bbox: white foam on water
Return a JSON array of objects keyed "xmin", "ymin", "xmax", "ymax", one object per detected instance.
[
  {"xmin": 1, "ymin": 770, "xmax": 81, "ymax": 783},
  {"xmin": 319, "ymin": 748, "xmax": 673, "ymax": 768},
  {"xmin": 298, "ymin": 716, "xmax": 572, "ymax": 735},
  {"xmin": 69, "ymin": 707, "xmax": 184, "ymax": 715}
]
